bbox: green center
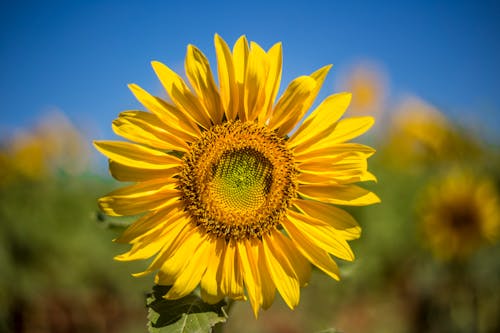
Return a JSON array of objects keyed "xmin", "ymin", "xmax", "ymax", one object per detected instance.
[{"xmin": 210, "ymin": 148, "xmax": 273, "ymax": 212}]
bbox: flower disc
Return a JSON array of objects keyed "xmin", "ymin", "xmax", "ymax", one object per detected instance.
[{"xmin": 179, "ymin": 120, "xmax": 297, "ymax": 241}]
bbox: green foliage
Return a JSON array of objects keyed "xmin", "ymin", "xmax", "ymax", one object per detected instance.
[
  {"xmin": 147, "ymin": 285, "xmax": 227, "ymax": 333},
  {"xmin": 0, "ymin": 175, "xmax": 150, "ymax": 332}
]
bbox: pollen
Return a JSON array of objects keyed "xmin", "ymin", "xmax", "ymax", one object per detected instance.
[{"xmin": 179, "ymin": 120, "xmax": 298, "ymax": 241}]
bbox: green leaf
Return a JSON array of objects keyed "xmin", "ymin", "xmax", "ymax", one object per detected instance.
[{"xmin": 147, "ymin": 285, "xmax": 227, "ymax": 333}]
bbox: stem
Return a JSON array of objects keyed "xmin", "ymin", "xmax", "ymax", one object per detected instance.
[{"xmin": 213, "ymin": 298, "xmax": 236, "ymax": 333}]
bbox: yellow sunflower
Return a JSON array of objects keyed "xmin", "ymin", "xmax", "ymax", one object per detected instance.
[
  {"xmin": 418, "ymin": 169, "xmax": 500, "ymax": 260},
  {"xmin": 94, "ymin": 34, "xmax": 379, "ymax": 316}
]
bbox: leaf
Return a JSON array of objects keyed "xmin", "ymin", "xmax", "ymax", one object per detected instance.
[{"xmin": 147, "ymin": 285, "xmax": 227, "ymax": 333}]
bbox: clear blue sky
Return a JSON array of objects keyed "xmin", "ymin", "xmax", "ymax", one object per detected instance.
[{"xmin": 1, "ymin": 0, "xmax": 499, "ymax": 138}]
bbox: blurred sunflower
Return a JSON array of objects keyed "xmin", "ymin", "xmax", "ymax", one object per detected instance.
[
  {"xmin": 383, "ymin": 97, "xmax": 480, "ymax": 169},
  {"xmin": 0, "ymin": 111, "xmax": 89, "ymax": 185},
  {"xmin": 94, "ymin": 34, "xmax": 379, "ymax": 316},
  {"xmin": 417, "ymin": 169, "xmax": 500, "ymax": 260},
  {"xmin": 340, "ymin": 62, "xmax": 386, "ymax": 117}
]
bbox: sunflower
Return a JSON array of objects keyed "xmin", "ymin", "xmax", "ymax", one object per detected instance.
[
  {"xmin": 94, "ymin": 34, "xmax": 379, "ymax": 316},
  {"xmin": 417, "ymin": 169, "xmax": 500, "ymax": 260},
  {"xmin": 383, "ymin": 97, "xmax": 481, "ymax": 169},
  {"xmin": 341, "ymin": 62, "xmax": 386, "ymax": 117}
]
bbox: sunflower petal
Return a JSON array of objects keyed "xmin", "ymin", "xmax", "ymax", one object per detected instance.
[
  {"xmin": 289, "ymin": 92, "xmax": 351, "ymax": 148},
  {"xmin": 262, "ymin": 231, "xmax": 300, "ymax": 309},
  {"xmin": 299, "ymin": 183, "xmax": 380, "ymax": 206},
  {"xmin": 294, "ymin": 116, "xmax": 375, "ymax": 155},
  {"xmin": 166, "ymin": 232, "xmax": 213, "ymax": 299},
  {"xmin": 114, "ymin": 200, "xmax": 183, "ymax": 243},
  {"xmin": 109, "ymin": 160, "xmax": 179, "ymax": 182},
  {"xmin": 293, "ymin": 199, "xmax": 361, "ymax": 240},
  {"xmin": 257, "ymin": 242, "xmax": 276, "ymax": 309},
  {"xmin": 237, "ymin": 239, "xmax": 262, "ymax": 317},
  {"xmin": 287, "ymin": 210, "xmax": 355, "ymax": 261},
  {"xmin": 277, "ymin": 233, "xmax": 311, "ymax": 287},
  {"xmin": 244, "ymin": 42, "xmax": 269, "ymax": 122},
  {"xmin": 153, "ymin": 223, "xmax": 198, "ymax": 286},
  {"xmin": 220, "ymin": 240, "xmax": 246, "ymax": 300},
  {"xmin": 282, "ymin": 217, "xmax": 341, "ymax": 280},
  {"xmin": 98, "ymin": 179, "xmax": 180, "ymax": 216},
  {"xmin": 151, "ymin": 61, "xmax": 212, "ymax": 128},
  {"xmin": 93, "ymin": 141, "xmax": 182, "ymax": 170},
  {"xmin": 294, "ymin": 143, "xmax": 376, "ymax": 161},
  {"xmin": 127, "ymin": 84, "xmax": 200, "ymax": 141},
  {"xmin": 268, "ymin": 76, "xmax": 316, "ymax": 132},
  {"xmin": 134, "ymin": 218, "xmax": 192, "ymax": 279},
  {"xmin": 276, "ymin": 65, "xmax": 332, "ymax": 136},
  {"xmin": 116, "ymin": 212, "xmax": 187, "ymax": 263},
  {"xmin": 232, "ymin": 35, "xmax": 249, "ymax": 120},
  {"xmin": 113, "ymin": 110, "xmax": 189, "ymax": 151},
  {"xmin": 214, "ymin": 34, "xmax": 238, "ymax": 121},
  {"xmin": 260, "ymin": 42, "xmax": 282, "ymax": 124},
  {"xmin": 200, "ymin": 239, "xmax": 226, "ymax": 304},
  {"xmin": 185, "ymin": 44, "xmax": 222, "ymax": 124}
]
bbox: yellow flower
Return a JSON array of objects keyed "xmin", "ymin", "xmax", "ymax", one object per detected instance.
[
  {"xmin": 94, "ymin": 35, "xmax": 379, "ymax": 316},
  {"xmin": 0, "ymin": 111, "xmax": 90, "ymax": 185},
  {"xmin": 418, "ymin": 169, "xmax": 500, "ymax": 260},
  {"xmin": 383, "ymin": 97, "xmax": 480, "ymax": 169},
  {"xmin": 341, "ymin": 62, "xmax": 386, "ymax": 117}
]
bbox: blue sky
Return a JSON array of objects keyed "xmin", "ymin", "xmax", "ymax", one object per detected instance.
[{"xmin": 1, "ymin": 0, "xmax": 499, "ymax": 139}]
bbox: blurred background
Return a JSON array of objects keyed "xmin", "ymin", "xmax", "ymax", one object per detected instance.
[{"xmin": 1, "ymin": 0, "xmax": 499, "ymax": 332}]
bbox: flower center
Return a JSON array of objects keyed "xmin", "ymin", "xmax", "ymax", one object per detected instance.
[
  {"xmin": 179, "ymin": 121, "xmax": 297, "ymax": 241},
  {"xmin": 210, "ymin": 147, "xmax": 273, "ymax": 212}
]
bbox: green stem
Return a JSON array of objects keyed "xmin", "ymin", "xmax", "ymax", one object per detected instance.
[{"xmin": 213, "ymin": 298, "xmax": 236, "ymax": 333}]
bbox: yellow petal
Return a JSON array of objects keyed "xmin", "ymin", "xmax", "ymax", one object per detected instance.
[
  {"xmin": 232, "ymin": 35, "xmax": 249, "ymax": 120},
  {"xmin": 262, "ymin": 231, "xmax": 300, "ymax": 309},
  {"xmin": 109, "ymin": 160, "xmax": 179, "ymax": 182},
  {"xmin": 287, "ymin": 210, "xmax": 355, "ymax": 261},
  {"xmin": 297, "ymin": 152, "xmax": 377, "ymax": 185},
  {"xmin": 276, "ymin": 65, "xmax": 332, "ymax": 136},
  {"xmin": 153, "ymin": 223, "xmax": 199, "ymax": 286},
  {"xmin": 98, "ymin": 179, "xmax": 180, "ymax": 216},
  {"xmin": 127, "ymin": 84, "xmax": 200, "ymax": 141},
  {"xmin": 268, "ymin": 76, "xmax": 316, "ymax": 132},
  {"xmin": 115, "ymin": 212, "xmax": 187, "ymax": 263},
  {"xmin": 259, "ymin": 42, "xmax": 282, "ymax": 124},
  {"xmin": 294, "ymin": 143, "xmax": 376, "ymax": 161},
  {"xmin": 282, "ymin": 217, "xmax": 340, "ymax": 280},
  {"xmin": 298, "ymin": 169, "xmax": 377, "ymax": 186},
  {"xmin": 296, "ymin": 152, "xmax": 351, "ymax": 172},
  {"xmin": 166, "ymin": 232, "xmax": 213, "ymax": 299},
  {"xmin": 244, "ymin": 41, "xmax": 269, "ymax": 122},
  {"xmin": 113, "ymin": 111, "xmax": 189, "ymax": 151},
  {"xmin": 200, "ymin": 239, "xmax": 226, "ymax": 304},
  {"xmin": 289, "ymin": 92, "xmax": 351, "ymax": 148},
  {"xmin": 114, "ymin": 200, "xmax": 183, "ymax": 243},
  {"xmin": 237, "ymin": 239, "xmax": 262, "ymax": 317},
  {"xmin": 257, "ymin": 242, "xmax": 276, "ymax": 309},
  {"xmin": 294, "ymin": 116, "xmax": 375, "ymax": 155},
  {"xmin": 134, "ymin": 217, "xmax": 192, "ymax": 279},
  {"xmin": 115, "ymin": 230, "xmax": 165, "ymax": 262},
  {"xmin": 151, "ymin": 61, "xmax": 212, "ymax": 128},
  {"xmin": 185, "ymin": 44, "xmax": 223, "ymax": 124},
  {"xmin": 93, "ymin": 141, "xmax": 182, "ymax": 170},
  {"xmin": 275, "ymin": 232, "xmax": 311, "ymax": 287},
  {"xmin": 299, "ymin": 183, "xmax": 380, "ymax": 206},
  {"xmin": 293, "ymin": 199, "xmax": 361, "ymax": 240},
  {"xmin": 220, "ymin": 240, "xmax": 246, "ymax": 300},
  {"xmin": 328, "ymin": 116, "xmax": 375, "ymax": 143},
  {"xmin": 214, "ymin": 34, "xmax": 238, "ymax": 121}
]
